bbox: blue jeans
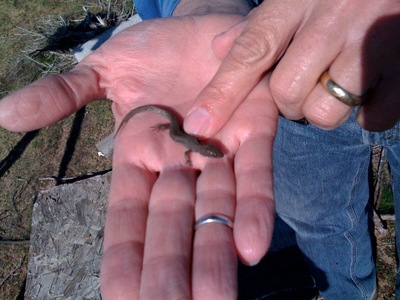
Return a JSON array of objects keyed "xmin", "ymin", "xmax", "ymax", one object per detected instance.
[{"xmin": 273, "ymin": 111, "xmax": 400, "ymax": 299}]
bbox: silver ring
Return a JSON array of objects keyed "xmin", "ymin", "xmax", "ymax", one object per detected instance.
[
  {"xmin": 195, "ymin": 214, "xmax": 233, "ymax": 230},
  {"xmin": 319, "ymin": 71, "xmax": 363, "ymax": 107}
]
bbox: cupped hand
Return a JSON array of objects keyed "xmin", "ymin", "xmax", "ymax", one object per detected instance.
[
  {"xmin": 183, "ymin": 0, "xmax": 400, "ymax": 135},
  {"xmin": 0, "ymin": 15, "xmax": 277, "ymax": 299}
]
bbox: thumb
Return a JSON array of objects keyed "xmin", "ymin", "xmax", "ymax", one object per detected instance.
[{"xmin": 0, "ymin": 67, "xmax": 104, "ymax": 132}]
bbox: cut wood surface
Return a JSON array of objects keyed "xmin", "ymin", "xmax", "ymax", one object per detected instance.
[{"xmin": 25, "ymin": 172, "xmax": 111, "ymax": 299}]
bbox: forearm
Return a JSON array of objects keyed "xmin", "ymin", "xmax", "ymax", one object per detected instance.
[{"xmin": 173, "ymin": 0, "xmax": 254, "ymax": 16}]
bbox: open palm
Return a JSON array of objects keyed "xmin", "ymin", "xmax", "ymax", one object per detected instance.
[{"xmin": 0, "ymin": 15, "xmax": 277, "ymax": 299}]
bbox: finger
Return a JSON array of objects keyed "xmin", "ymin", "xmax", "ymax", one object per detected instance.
[
  {"xmin": 269, "ymin": 4, "xmax": 352, "ymax": 123},
  {"xmin": 222, "ymin": 76, "xmax": 277, "ymax": 265},
  {"xmin": 101, "ymin": 154, "xmax": 156, "ymax": 299},
  {"xmin": 184, "ymin": 1, "xmax": 304, "ymax": 137},
  {"xmin": 301, "ymin": 44, "xmax": 374, "ymax": 129},
  {"xmin": 0, "ymin": 66, "xmax": 104, "ymax": 132},
  {"xmin": 303, "ymin": 14, "xmax": 400, "ymax": 129},
  {"xmin": 234, "ymin": 133, "xmax": 275, "ymax": 266},
  {"xmin": 357, "ymin": 65, "xmax": 400, "ymax": 131},
  {"xmin": 272, "ymin": 2, "xmax": 400, "ymax": 128},
  {"xmin": 140, "ymin": 167, "xmax": 196, "ymax": 299},
  {"xmin": 193, "ymin": 158, "xmax": 237, "ymax": 299}
]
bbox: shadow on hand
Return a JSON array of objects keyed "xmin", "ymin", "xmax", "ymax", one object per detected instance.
[
  {"xmin": 360, "ymin": 14, "xmax": 400, "ymax": 131},
  {"xmin": 238, "ymin": 217, "xmax": 326, "ymax": 299}
]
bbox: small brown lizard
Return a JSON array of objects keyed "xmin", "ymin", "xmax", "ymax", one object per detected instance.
[{"xmin": 115, "ymin": 105, "xmax": 224, "ymax": 164}]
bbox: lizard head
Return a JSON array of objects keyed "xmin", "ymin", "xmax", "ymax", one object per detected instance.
[{"xmin": 198, "ymin": 144, "xmax": 224, "ymax": 158}]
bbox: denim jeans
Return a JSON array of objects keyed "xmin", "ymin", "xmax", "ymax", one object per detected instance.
[{"xmin": 273, "ymin": 111, "xmax": 400, "ymax": 299}]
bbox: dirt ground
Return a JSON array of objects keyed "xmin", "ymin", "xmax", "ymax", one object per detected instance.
[{"xmin": 376, "ymin": 220, "xmax": 397, "ymax": 299}]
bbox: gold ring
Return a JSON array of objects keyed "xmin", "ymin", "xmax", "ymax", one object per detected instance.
[{"xmin": 319, "ymin": 71, "xmax": 363, "ymax": 107}]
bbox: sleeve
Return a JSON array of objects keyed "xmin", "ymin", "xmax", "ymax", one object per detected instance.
[
  {"xmin": 134, "ymin": 0, "xmax": 260, "ymax": 20},
  {"xmin": 134, "ymin": 0, "xmax": 180, "ymax": 20}
]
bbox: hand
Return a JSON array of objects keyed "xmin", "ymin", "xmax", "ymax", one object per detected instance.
[
  {"xmin": 0, "ymin": 15, "xmax": 277, "ymax": 299},
  {"xmin": 183, "ymin": 0, "xmax": 400, "ymax": 135}
]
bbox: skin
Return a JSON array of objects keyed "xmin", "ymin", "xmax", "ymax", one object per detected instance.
[
  {"xmin": 115, "ymin": 105, "xmax": 224, "ymax": 164},
  {"xmin": 0, "ymin": 13, "xmax": 277, "ymax": 299},
  {"xmin": 182, "ymin": 0, "xmax": 400, "ymax": 136},
  {"xmin": 2, "ymin": 0, "xmax": 397, "ymax": 298}
]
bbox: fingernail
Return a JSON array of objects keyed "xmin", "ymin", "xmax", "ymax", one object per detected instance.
[
  {"xmin": 185, "ymin": 108, "xmax": 210, "ymax": 135},
  {"xmin": 247, "ymin": 259, "xmax": 261, "ymax": 267}
]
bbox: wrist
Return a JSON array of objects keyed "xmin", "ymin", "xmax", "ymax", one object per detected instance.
[{"xmin": 173, "ymin": 0, "xmax": 254, "ymax": 17}]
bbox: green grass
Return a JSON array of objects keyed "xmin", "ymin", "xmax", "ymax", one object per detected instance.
[
  {"xmin": 378, "ymin": 185, "xmax": 395, "ymax": 215},
  {"xmin": 0, "ymin": 1, "xmax": 82, "ymax": 90}
]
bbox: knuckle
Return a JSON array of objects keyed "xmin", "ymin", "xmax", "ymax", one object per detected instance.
[
  {"xmin": 270, "ymin": 73, "xmax": 303, "ymax": 112},
  {"xmin": 229, "ymin": 28, "xmax": 278, "ymax": 67},
  {"xmin": 306, "ymin": 106, "xmax": 348, "ymax": 129},
  {"xmin": 270, "ymin": 81, "xmax": 299, "ymax": 106}
]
